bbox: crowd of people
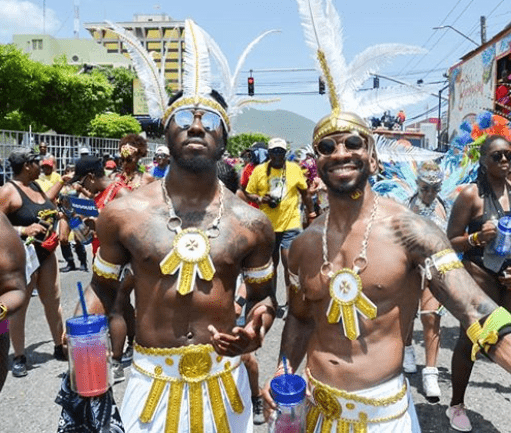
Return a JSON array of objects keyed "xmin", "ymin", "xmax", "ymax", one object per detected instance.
[{"xmin": 1, "ymin": 11, "xmax": 511, "ymax": 433}]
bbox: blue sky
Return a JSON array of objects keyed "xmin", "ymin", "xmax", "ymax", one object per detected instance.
[{"xmin": 1, "ymin": 0, "xmax": 510, "ymax": 123}]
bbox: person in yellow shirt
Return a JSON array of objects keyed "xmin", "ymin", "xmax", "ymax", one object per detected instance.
[
  {"xmin": 36, "ymin": 159, "xmax": 62, "ymax": 193},
  {"xmin": 246, "ymin": 137, "xmax": 315, "ymax": 311}
]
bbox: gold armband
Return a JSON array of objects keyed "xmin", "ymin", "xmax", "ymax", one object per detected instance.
[
  {"xmin": 92, "ymin": 251, "xmax": 123, "ymax": 280},
  {"xmin": 467, "ymin": 307, "xmax": 511, "ymax": 361},
  {"xmin": 421, "ymin": 249, "xmax": 463, "ymax": 281},
  {"xmin": 0, "ymin": 303, "xmax": 7, "ymax": 321},
  {"xmin": 242, "ymin": 260, "xmax": 274, "ymax": 284}
]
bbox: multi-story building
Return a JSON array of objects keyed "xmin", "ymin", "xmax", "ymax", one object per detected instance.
[
  {"xmin": 84, "ymin": 13, "xmax": 185, "ymax": 93},
  {"xmin": 11, "ymin": 34, "xmax": 130, "ymax": 68}
]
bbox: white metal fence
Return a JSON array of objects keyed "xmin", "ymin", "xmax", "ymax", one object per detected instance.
[{"xmin": 0, "ymin": 130, "xmax": 162, "ymax": 184}]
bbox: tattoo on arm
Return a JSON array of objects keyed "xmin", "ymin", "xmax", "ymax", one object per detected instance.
[{"xmin": 392, "ymin": 212, "xmax": 497, "ymax": 327}]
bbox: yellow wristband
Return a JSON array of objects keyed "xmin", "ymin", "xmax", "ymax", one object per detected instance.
[
  {"xmin": 0, "ymin": 303, "xmax": 7, "ymax": 321},
  {"xmin": 467, "ymin": 307, "xmax": 511, "ymax": 361}
]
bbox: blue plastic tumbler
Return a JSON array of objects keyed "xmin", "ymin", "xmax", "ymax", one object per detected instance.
[
  {"xmin": 493, "ymin": 216, "xmax": 511, "ymax": 257},
  {"xmin": 268, "ymin": 373, "xmax": 307, "ymax": 433}
]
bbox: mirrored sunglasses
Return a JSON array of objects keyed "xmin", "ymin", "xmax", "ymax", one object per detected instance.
[
  {"xmin": 490, "ymin": 150, "xmax": 511, "ymax": 162},
  {"xmin": 173, "ymin": 109, "xmax": 222, "ymax": 132},
  {"xmin": 315, "ymin": 135, "xmax": 366, "ymax": 156}
]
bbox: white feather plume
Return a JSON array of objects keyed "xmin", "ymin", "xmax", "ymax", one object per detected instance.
[
  {"xmin": 182, "ymin": 19, "xmax": 212, "ymax": 99},
  {"xmin": 103, "ymin": 21, "xmax": 167, "ymax": 120},
  {"xmin": 350, "ymin": 84, "xmax": 437, "ymax": 118},
  {"xmin": 195, "ymin": 24, "xmax": 280, "ymax": 121},
  {"xmin": 295, "ymin": 0, "xmax": 431, "ymax": 116}
]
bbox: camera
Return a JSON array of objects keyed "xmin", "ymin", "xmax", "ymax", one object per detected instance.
[{"xmin": 268, "ymin": 197, "xmax": 281, "ymax": 208}]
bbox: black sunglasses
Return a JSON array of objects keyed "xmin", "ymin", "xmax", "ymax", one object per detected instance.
[
  {"xmin": 490, "ymin": 150, "xmax": 511, "ymax": 162},
  {"xmin": 315, "ymin": 135, "xmax": 366, "ymax": 156},
  {"xmin": 420, "ymin": 184, "xmax": 441, "ymax": 193}
]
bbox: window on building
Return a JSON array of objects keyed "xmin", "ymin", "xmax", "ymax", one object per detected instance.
[{"xmin": 32, "ymin": 39, "xmax": 43, "ymax": 50}]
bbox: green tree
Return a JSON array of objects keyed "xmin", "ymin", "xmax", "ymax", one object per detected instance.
[
  {"xmin": 94, "ymin": 66, "xmax": 136, "ymax": 115},
  {"xmin": 227, "ymin": 132, "xmax": 270, "ymax": 156},
  {"xmin": 88, "ymin": 112, "xmax": 142, "ymax": 139}
]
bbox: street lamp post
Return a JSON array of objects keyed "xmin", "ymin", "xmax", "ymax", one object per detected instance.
[{"xmin": 433, "ymin": 26, "xmax": 479, "ymax": 47}]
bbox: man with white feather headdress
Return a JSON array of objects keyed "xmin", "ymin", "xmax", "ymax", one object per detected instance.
[
  {"xmin": 263, "ymin": 1, "xmax": 511, "ymax": 432},
  {"xmin": 87, "ymin": 19, "xmax": 280, "ymax": 432}
]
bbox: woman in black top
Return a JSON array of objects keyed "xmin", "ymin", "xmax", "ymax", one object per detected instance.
[
  {"xmin": 0, "ymin": 148, "xmax": 70, "ymax": 378},
  {"xmin": 447, "ymin": 135, "xmax": 511, "ymax": 430}
]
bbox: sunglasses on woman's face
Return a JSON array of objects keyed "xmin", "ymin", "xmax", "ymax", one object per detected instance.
[
  {"xmin": 172, "ymin": 109, "xmax": 222, "ymax": 132},
  {"xmin": 419, "ymin": 184, "xmax": 441, "ymax": 193},
  {"xmin": 315, "ymin": 134, "xmax": 366, "ymax": 156},
  {"xmin": 490, "ymin": 150, "xmax": 511, "ymax": 162}
]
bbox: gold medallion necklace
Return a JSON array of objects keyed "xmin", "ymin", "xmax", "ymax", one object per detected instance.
[
  {"xmin": 321, "ymin": 194, "xmax": 379, "ymax": 340},
  {"xmin": 159, "ymin": 179, "xmax": 224, "ymax": 296}
]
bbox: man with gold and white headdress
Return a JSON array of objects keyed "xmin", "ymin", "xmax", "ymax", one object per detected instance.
[
  {"xmin": 89, "ymin": 19, "xmax": 278, "ymax": 432},
  {"xmin": 263, "ymin": 1, "xmax": 511, "ymax": 432}
]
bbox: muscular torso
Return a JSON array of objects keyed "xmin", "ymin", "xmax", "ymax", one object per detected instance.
[
  {"xmin": 96, "ymin": 181, "xmax": 273, "ymax": 349},
  {"xmin": 294, "ymin": 197, "xmax": 426, "ymax": 391}
]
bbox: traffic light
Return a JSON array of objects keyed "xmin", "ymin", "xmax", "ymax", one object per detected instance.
[
  {"xmin": 319, "ymin": 77, "xmax": 326, "ymax": 94},
  {"xmin": 373, "ymin": 76, "xmax": 379, "ymax": 88},
  {"xmin": 248, "ymin": 76, "xmax": 255, "ymax": 96}
]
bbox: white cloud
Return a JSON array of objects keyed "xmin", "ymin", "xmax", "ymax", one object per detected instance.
[{"xmin": 0, "ymin": 0, "xmax": 60, "ymax": 43}]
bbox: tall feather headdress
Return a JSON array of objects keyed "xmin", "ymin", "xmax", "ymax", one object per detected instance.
[
  {"xmin": 103, "ymin": 19, "xmax": 279, "ymax": 133},
  {"xmin": 295, "ymin": 0, "xmax": 432, "ymax": 147}
]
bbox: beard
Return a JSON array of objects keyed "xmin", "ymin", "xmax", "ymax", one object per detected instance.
[
  {"xmin": 319, "ymin": 160, "xmax": 371, "ymax": 196},
  {"xmin": 169, "ymin": 144, "xmax": 224, "ymax": 174}
]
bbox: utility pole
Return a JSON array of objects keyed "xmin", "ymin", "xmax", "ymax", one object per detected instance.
[
  {"xmin": 438, "ymin": 84, "xmax": 449, "ymax": 150},
  {"xmin": 480, "ymin": 16, "xmax": 487, "ymax": 45},
  {"xmin": 74, "ymin": 0, "xmax": 80, "ymax": 39}
]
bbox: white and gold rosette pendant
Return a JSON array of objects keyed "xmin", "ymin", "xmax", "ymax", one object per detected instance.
[
  {"xmin": 159, "ymin": 228, "xmax": 216, "ymax": 296},
  {"xmin": 326, "ymin": 268, "xmax": 377, "ymax": 340}
]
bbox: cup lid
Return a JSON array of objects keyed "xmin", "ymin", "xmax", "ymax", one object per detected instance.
[
  {"xmin": 270, "ymin": 374, "xmax": 306, "ymax": 405},
  {"xmin": 66, "ymin": 315, "xmax": 108, "ymax": 336},
  {"xmin": 498, "ymin": 216, "xmax": 511, "ymax": 231}
]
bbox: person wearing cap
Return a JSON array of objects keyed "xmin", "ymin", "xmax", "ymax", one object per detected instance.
[
  {"xmin": 0, "ymin": 148, "xmax": 71, "ymax": 378},
  {"xmin": 403, "ymin": 161, "xmax": 448, "ymax": 402},
  {"xmin": 150, "ymin": 145, "xmax": 170, "ymax": 179},
  {"xmin": 87, "ymin": 19, "xmax": 276, "ymax": 432},
  {"xmin": 245, "ymin": 137, "xmax": 315, "ymax": 307},
  {"xmin": 79, "ymin": 147, "xmax": 90, "ymax": 157},
  {"xmin": 104, "ymin": 160, "xmax": 117, "ymax": 178},
  {"xmin": 36, "ymin": 159, "xmax": 62, "ymax": 193},
  {"xmin": 263, "ymin": 2, "xmax": 511, "ymax": 432},
  {"xmin": 38, "ymin": 142, "xmax": 56, "ymax": 169}
]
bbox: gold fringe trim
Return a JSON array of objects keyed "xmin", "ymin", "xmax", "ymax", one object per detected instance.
[
  {"xmin": 306, "ymin": 406, "xmax": 321, "ymax": 433},
  {"xmin": 308, "ymin": 370, "xmax": 407, "ymax": 406},
  {"xmin": 139, "ymin": 368, "xmax": 166, "ymax": 423},
  {"xmin": 165, "ymin": 381, "xmax": 183, "ymax": 433},
  {"xmin": 207, "ymin": 377, "xmax": 231, "ymax": 433},
  {"xmin": 244, "ymin": 272, "xmax": 274, "ymax": 284},
  {"xmin": 220, "ymin": 363, "xmax": 245, "ymax": 414},
  {"xmin": 437, "ymin": 261, "xmax": 463, "ymax": 275},
  {"xmin": 134, "ymin": 342, "xmax": 214, "ymax": 357},
  {"xmin": 189, "ymin": 381, "xmax": 203, "ymax": 432}
]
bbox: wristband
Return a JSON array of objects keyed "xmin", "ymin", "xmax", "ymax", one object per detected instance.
[
  {"xmin": 308, "ymin": 212, "xmax": 317, "ymax": 218},
  {"xmin": 59, "ymin": 178, "xmax": 66, "ymax": 185},
  {"xmin": 467, "ymin": 307, "xmax": 511, "ymax": 361},
  {"xmin": 467, "ymin": 233, "xmax": 476, "ymax": 247},
  {"xmin": 0, "ymin": 303, "xmax": 7, "ymax": 321}
]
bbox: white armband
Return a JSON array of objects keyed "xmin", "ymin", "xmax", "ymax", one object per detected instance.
[
  {"xmin": 93, "ymin": 250, "xmax": 123, "ymax": 280},
  {"xmin": 242, "ymin": 260, "xmax": 274, "ymax": 284},
  {"xmin": 420, "ymin": 248, "xmax": 463, "ymax": 287}
]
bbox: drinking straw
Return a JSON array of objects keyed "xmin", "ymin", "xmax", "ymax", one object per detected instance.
[{"xmin": 77, "ymin": 281, "xmax": 88, "ymax": 319}]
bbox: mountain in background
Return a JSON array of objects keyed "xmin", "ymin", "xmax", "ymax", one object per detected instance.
[{"xmin": 232, "ymin": 108, "xmax": 315, "ymax": 150}]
